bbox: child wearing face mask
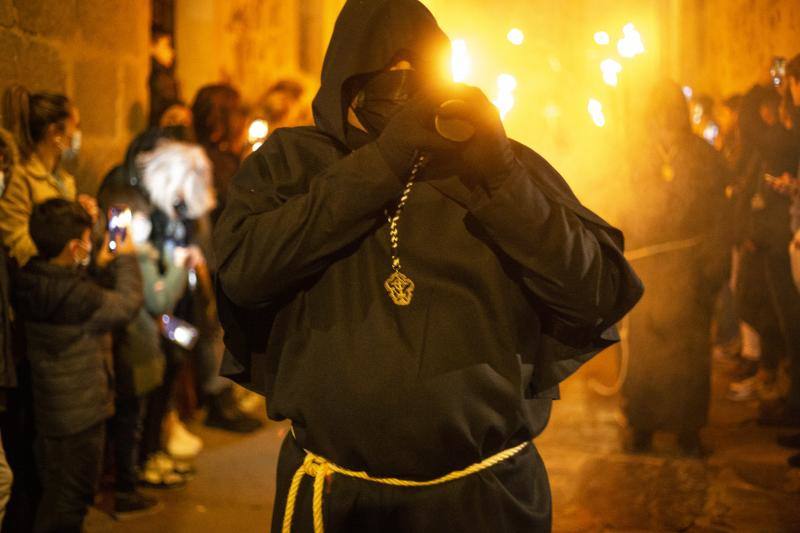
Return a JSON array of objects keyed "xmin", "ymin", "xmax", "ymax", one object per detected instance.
[
  {"xmin": 10, "ymin": 199, "xmax": 142, "ymax": 532},
  {"xmin": 0, "ymin": 85, "xmax": 98, "ymax": 268}
]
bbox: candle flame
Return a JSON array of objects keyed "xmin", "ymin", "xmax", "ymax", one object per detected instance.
[
  {"xmin": 617, "ymin": 23, "xmax": 645, "ymax": 58},
  {"xmin": 493, "ymin": 74, "xmax": 517, "ymax": 120},
  {"xmin": 594, "ymin": 31, "xmax": 610, "ymax": 45},
  {"xmin": 248, "ymin": 119, "xmax": 269, "ymax": 143},
  {"xmin": 507, "ymin": 28, "xmax": 525, "ymax": 46},
  {"xmin": 588, "ymin": 98, "xmax": 606, "ymax": 127},
  {"xmin": 600, "ymin": 58, "xmax": 623, "ymax": 87}
]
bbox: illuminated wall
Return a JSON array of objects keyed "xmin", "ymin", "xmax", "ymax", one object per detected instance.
[
  {"xmin": 421, "ymin": 0, "xmax": 668, "ymax": 214},
  {"xmin": 0, "ymin": 0, "xmax": 150, "ymax": 193},
  {"xmin": 175, "ymin": 0, "xmax": 344, "ymax": 105},
  {"xmin": 679, "ymin": 0, "xmax": 800, "ymax": 97}
]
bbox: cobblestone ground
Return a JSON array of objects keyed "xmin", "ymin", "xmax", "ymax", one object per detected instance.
[{"xmin": 88, "ymin": 352, "xmax": 800, "ymax": 532}]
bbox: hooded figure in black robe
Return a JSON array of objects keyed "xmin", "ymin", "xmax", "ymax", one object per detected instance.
[
  {"xmin": 213, "ymin": 1, "xmax": 643, "ymax": 531},
  {"xmin": 619, "ymin": 82, "xmax": 730, "ymax": 455}
]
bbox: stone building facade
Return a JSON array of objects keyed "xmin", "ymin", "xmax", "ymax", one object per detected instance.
[{"xmin": 0, "ymin": 0, "xmax": 151, "ymax": 193}]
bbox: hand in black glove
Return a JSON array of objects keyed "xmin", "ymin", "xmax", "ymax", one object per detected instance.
[
  {"xmin": 375, "ymin": 92, "xmax": 459, "ymax": 181},
  {"xmin": 436, "ymin": 86, "xmax": 517, "ymax": 190}
]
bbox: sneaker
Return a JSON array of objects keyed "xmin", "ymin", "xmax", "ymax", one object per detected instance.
[
  {"xmin": 236, "ymin": 388, "xmax": 264, "ymax": 414},
  {"xmin": 138, "ymin": 452, "xmax": 187, "ymax": 490},
  {"xmin": 727, "ymin": 375, "xmax": 760, "ymax": 401},
  {"xmin": 205, "ymin": 388, "xmax": 263, "ymax": 434},
  {"xmin": 172, "ymin": 458, "xmax": 197, "ymax": 480},
  {"xmin": 113, "ymin": 491, "xmax": 163, "ymax": 521},
  {"xmin": 166, "ymin": 416, "xmax": 203, "ymax": 459}
]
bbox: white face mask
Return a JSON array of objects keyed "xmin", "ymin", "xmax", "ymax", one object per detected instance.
[
  {"xmin": 131, "ymin": 213, "xmax": 152, "ymax": 245},
  {"xmin": 62, "ymin": 130, "xmax": 82, "ymax": 160}
]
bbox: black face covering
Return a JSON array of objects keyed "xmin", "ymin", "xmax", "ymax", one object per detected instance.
[{"xmin": 351, "ymin": 69, "xmax": 422, "ymax": 136}]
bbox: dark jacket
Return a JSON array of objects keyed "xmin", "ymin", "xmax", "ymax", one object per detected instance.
[
  {"xmin": 113, "ymin": 244, "xmax": 187, "ymax": 398},
  {"xmin": 12, "ymin": 255, "xmax": 143, "ymax": 436},
  {"xmin": 148, "ymin": 58, "xmax": 181, "ymax": 127},
  {"xmin": 0, "ymin": 248, "xmax": 15, "ymax": 408}
]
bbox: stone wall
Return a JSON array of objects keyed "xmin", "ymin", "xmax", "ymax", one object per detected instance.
[
  {"xmin": 677, "ymin": 0, "xmax": 800, "ymax": 97},
  {"xmin": 175, "ymin": 0, "xmax": 344, "ymax": 107},
  {"xmin": 0, "ymin": 0, "xmax": 151, "ymax": 194}
]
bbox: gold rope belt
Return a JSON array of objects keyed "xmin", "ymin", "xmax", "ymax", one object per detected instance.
[
  {"xmin": 624, "ymin": 235, "xmax": 705, "ymax": 262},
  {"xmin": 281, "ymin": 440, "xmax": 530, "ymax": 533}
]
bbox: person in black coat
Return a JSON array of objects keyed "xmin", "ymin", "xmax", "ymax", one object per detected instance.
[
  {"xmin": 619, "ymin": 81, "xmax": 731, "ymax": 456},
  {"xmin": 12, "ymin": 199, "xmax": 142, "ymax": 533},
  {"xmin": 214, "ymin": 1, "xmax": 643, "ymax": 531},
  {"xmin": 148, "ymin": 25, "xmax": 181, "ymax": 128}
]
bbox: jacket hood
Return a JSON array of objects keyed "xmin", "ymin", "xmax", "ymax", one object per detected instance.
[
  {"xmin": 13, "ymin": 260, "xmax": 102, "ymax": 324},
  {"xmin": 312, "ymin": 0, "xmax": 451, "ymax": 146}
]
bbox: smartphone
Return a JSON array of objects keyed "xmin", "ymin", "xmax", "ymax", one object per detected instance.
[
  {"xmin": 160, "ymin": 314, "xmax": 199, "ymax": 351},
  {"xmin": 107, "ymin": 205, "xmax": 132, "ymax": 252},
  {"xmin": 702, "ymin": 121, "xmax": 720, "ymax": 145},
  {"xmin": 771, "ymin": 56, "xmax": 787, "ymax": 87}
]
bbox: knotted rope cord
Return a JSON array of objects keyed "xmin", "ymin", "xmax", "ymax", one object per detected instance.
[{"xmin": 281, "ymin": 441, "xmax": 530, "ymax": 533}]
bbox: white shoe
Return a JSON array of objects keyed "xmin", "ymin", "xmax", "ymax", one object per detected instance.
[
  {"xmin": 138, "ymin": 452, "xmax": 186, "ymax": 489},
  {"xmin": 727, "ymin": 375, "xmax": 760, "ymax": 401},
  {"xmin": 166, "ymin": 418, "xmax": 203, "ymax": 459},
  {"xmin": 236, "ymin": 389, "xmax": 264, "ymax": 414}
]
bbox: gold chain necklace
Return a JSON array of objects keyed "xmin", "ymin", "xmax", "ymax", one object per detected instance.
[{"xmin": 384, "ymin": 155, "xmax": 427, "ymax": 306}]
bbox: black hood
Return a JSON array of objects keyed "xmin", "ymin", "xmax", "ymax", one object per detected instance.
[{"xmin": 312, "ymin": 0, "xmax": 451, "ymax": 146}]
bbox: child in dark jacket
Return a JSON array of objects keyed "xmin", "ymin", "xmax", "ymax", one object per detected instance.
[{"xmin": 12, "ymin": 199, "xmax": 142, "ymax": 533}]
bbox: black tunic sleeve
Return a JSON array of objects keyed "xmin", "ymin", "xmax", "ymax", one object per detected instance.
[
  {"xmin": 214, "ymin": 138, "xmax": 404, "ymax": 308},
  {"xmin": 466, "ymin": 145, "xmax": 642, "ymax": 347}
]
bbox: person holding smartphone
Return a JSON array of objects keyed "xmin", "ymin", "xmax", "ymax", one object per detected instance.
[{"xmin": 12, "ymin": 199, "xmax": 142, "ymax": 532}]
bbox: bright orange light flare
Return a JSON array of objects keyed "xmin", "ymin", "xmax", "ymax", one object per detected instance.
[
  {"xmin": 451, "ymin": 39, "xmax": 472, "ymax": 82},
  {"xmin": 248, "ymin": 119, "xmax": 269, "ymax": 143},
  {"xmin": 493, "ymin": 74, "xmax": 517, "ymax": 120}
]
